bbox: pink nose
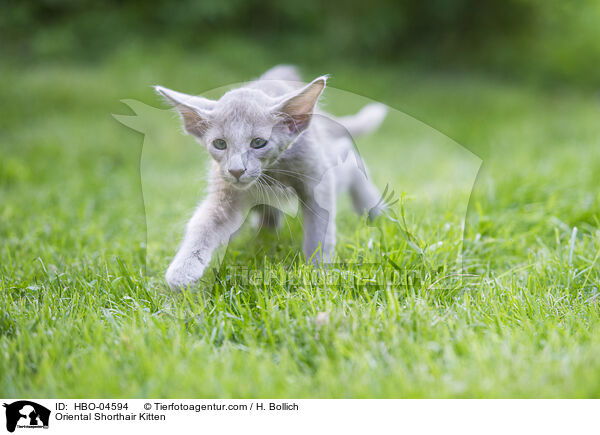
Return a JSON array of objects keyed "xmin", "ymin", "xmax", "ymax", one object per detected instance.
[{"xmin": 228, "ymin": 168, "xmax": 246, "ymax": 180}]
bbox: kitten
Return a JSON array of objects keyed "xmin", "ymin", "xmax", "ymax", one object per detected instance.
[{"xmin": 155, "ymin": 65, "xmax": 387, "ymax": 290}]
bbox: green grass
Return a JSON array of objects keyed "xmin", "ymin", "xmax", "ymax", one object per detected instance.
[{"xmin": 1, "ymin": 40, "xmax": 600, "ymax": 398}]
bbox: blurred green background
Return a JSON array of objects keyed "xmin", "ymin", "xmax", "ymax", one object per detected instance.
[
  {"xmin": 2, "ymin": 1, "xmax": 600, "ymax": 397},
  {"xmin": 3, "ymin": 0, "xmax": 600, "ymax": 88}
]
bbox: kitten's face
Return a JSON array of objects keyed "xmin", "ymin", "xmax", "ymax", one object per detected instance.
[
  {"xmin": 202, "ymin": 90, "xmax": 289, "ymax": 188},
  {"xmin": 155, "ymin": 77, "xmax": 326, "ymax": 189}
]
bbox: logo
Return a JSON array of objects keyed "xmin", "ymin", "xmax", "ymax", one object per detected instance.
[
  {"xmin": 3, "ymin": 401, "xmax": 50, "ymax": 433},
  {"xmin": 114, "ymin": 78, "xmax": 482, "ymax": 288}
]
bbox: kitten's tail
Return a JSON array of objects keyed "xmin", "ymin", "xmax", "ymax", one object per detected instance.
[{"xmin": 336, "ymin": 103, "xmax": 388, "ymax": 137}]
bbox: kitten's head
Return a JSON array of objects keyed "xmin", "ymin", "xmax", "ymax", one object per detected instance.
[{"xmin": 155, "ymin": 76, "xmax": 326, "ymax": 189}]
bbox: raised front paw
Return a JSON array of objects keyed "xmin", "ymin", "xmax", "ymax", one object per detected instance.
[{"xmin": 165, "ymin": 252, "xmax": 207, "ymax": 291}]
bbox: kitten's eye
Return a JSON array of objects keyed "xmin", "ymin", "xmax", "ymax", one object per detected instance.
[
  {"xmin": 212, "ymin": 139, "xmax": 227, "ymax": 150},
  {"xmin": 250, "ymin": 138, "xmax": 268, "ymax": 149}
]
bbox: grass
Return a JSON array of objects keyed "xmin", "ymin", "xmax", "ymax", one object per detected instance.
[{"xmin": 1, "ymin": 39, "xmax": 600, "ymax": 398}]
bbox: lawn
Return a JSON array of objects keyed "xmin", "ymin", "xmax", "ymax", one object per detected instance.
[{"xmin": 1, "ymin": 40, "xmax": 599, "ymax": 398}]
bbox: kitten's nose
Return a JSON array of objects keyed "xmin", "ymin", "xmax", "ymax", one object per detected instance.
[{"xmin": 228, "ymin": 168, "xmax": 246, "ymax": 180}]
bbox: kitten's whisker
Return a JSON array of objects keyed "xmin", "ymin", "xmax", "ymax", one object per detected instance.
[
  {"xmin": 260, "ymin": 174, "xmax": 295, "ymax": 202},
  {"xmin": 261, "ymin": 174, "xmax": 294, "ymax": 205},
  {"xmin": 256, "ymin": 175, "xmax": 295, "ymax": 239},
  {"xmin": 253, "ymin": 178, "xmax": 267, "ymax": 234},
  {"xmin": 260, "ymin": 176, "xmax": 290, "ymax": 212},
  {"xmin": 262, "ymin": 172, "xmax": 332, "ymax": 222},
  {"xmin": 262, "ymin": 173, "xmax": 327, "ymax": 223},
  {"xmin": 264, "ymin": 168, "xmax": 321, "ymax": 183}
]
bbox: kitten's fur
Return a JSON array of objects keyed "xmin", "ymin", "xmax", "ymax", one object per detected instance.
[{"xmin": 156, "ymin": 65, "xmax": 387, "ymax": 290}]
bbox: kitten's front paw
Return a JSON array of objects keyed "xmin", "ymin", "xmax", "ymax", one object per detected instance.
[{"xmin": 165, "ymin": 254, "xmax": 207, "ymax": 291}]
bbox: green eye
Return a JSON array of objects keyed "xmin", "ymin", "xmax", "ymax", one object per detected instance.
[
  {"xmin": 212, "ymin": 139, "xmax": 227, "ymax": 150},
  {"xmin": 251, "ymin": 138, "xmax": 268, "ymax": 149}
]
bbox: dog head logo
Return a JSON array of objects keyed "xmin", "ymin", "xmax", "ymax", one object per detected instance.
[{"xmin": 3, "ymin": 401, "xmax": 50, "ymax": 432}]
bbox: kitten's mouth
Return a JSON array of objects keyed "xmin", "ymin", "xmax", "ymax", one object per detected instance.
[{"xmin": 229, "ymin": 178, "xmax": 257, "ymax": 190}]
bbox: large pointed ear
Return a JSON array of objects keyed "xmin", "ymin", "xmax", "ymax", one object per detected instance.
[
  {"xmin": 154, "ymin": 85, "xmax": 215, "ymax": 137},
  {"xmin": 273, "ymin": 75, "xmax": 327, "ymax": 134}
]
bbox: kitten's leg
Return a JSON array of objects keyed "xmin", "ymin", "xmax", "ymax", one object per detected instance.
[
  {"xmin": 303, "ymin": 178, "xmax": 336, "ymax": 264},
  {"xmin": 165, "ymin": 193, "xmax": 244, "ymax": 290},
  {"xmin": 349, "ymin": 166, "xmax": 384, "ymax": 220}
]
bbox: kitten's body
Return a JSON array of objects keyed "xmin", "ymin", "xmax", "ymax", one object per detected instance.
[{"xmin": 157, "ymin": 65, "xmax": 387, "ymax": 290}]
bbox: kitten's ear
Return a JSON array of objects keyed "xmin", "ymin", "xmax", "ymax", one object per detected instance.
[
  {"xmin": 154, "ymin": 86, "xmax": 215, "ymax": 137},
  {"xmin": 274, "ymin": 75, "xmax": 327, "ymax": 134}
]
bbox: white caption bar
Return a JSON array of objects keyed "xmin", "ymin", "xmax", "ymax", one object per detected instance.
[{"xmin": 1, "ymin": 399, "xmax": 596, "ymax": 434}]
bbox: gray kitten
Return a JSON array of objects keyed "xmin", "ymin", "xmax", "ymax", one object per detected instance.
[{"xmin": 156, "ymin": 65, "xmax": 387, "ymax": 290}]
